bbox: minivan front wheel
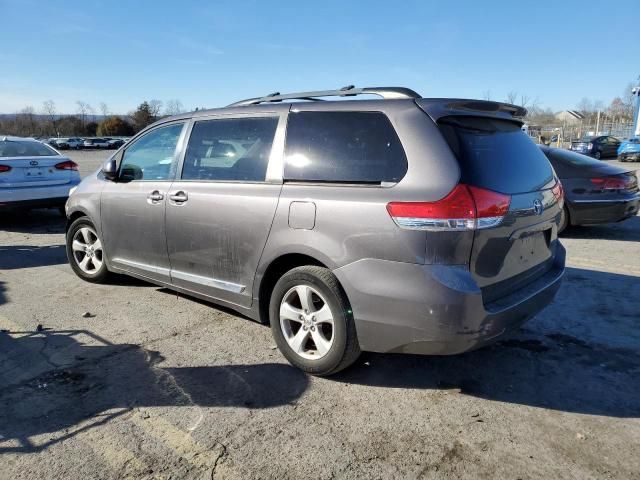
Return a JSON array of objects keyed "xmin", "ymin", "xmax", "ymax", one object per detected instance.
[
  {"xmin": 269, "ymin": 266, "xmax": 360, "ymax": 376},
  {"xmin": 66, "ymin": 217, "xmax": 110, "ymax": 283}
]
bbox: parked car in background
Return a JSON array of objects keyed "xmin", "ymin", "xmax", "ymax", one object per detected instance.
[
  {"xmin": 83, "ymin": 138, "xmax": 110, "ymax": 149},
  {"xmin": 106, "ymin": 138, "xmax": 126, "ymax": 149},
  {"xmin": 540, "ymin": 146, "xmax": 639, "ymax": 232},
  {"xmin": 570, "ymin": 135, "xmax": 621, "ymax": 159},
  {"xmin": 0, "ymin": 136, "xmax": 81, "ymax": 214},
  {"xmin": 65, "ymin": 87, "xmax": 565, "ymax": 375},
  {"xmin": 617, "ymin": 137, "xmax": 640, "ymax": 162},
  {"xmin": 52, "ymin": 137, "xmax": 84, "ymax": 150}
]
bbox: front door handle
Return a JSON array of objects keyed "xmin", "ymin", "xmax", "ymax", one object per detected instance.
[
  {"xmin": 169, "ymin": 191, "xmax": 188, "ymax": 203},
  {"xmin": 147, "ymin": 190, "xmax": 164, "ymax": 202}
]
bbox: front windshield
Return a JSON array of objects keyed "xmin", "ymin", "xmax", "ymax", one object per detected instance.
[{"xmin": 0, "ymin": 140, "xmax": 59, "ymax": 157}]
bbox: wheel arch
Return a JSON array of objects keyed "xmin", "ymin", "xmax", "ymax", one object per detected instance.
[
  {"xmin": 66, "ymin": 208, "xmax": 93, "ymax": 233},
  {"xmin": 257, "ymin": 252, "xmax": 332, "ymax": 324}
]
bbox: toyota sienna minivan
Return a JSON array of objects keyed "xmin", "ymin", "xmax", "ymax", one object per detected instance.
[{"xmin": 65, "ymin": 86, "xmax": 565, "ymax": 375}]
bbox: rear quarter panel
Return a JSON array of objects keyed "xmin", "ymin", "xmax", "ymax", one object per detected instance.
[{"xmin": 254, "ymin": 100, "xmax": 463, "ymax": 299}]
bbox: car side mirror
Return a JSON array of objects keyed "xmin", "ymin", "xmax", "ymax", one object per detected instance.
[{"xmin": 101, "ymin": 157, "xmax": 118, "ymax": 181}]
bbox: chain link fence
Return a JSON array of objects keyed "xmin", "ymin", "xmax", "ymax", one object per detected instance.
[{"xmin": 526, "ymin": 120, "xmax": 635, "ymax": 148}]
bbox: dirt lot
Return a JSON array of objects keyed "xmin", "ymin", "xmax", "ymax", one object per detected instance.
[{"xmin": 1, "ymin": 150, "xmax": 639, "ymax": 479}]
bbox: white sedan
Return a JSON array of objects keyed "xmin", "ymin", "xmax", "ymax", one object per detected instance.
[{"xmin": 0, "ymin": 136, "xmax": 81, "ymax": 214}]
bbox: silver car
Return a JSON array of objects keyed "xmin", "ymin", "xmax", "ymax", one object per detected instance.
[
  {"xmin": 65, "ymin": 86, "xmax": 565, "ymax": 375},
  {"xmin": 0, "ymin": 136, "xmax": 81, "ymax": 213}
]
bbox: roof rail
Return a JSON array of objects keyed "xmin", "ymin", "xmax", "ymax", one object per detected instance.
[{"xmin": 227, "ymin": 85, "xmax": 421, "ymax": 106}]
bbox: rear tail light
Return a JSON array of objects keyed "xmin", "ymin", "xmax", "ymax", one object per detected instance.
[
  {"xmin": 552, "ymin": 179, "xmax": 564, "ymax": 208},
  {"xmin": 0, "ymin": 165, "xmax": 11, "ymax": 173},
  {"xmin": 387, "ymin": 184, "xmax": 511, "ymax": 231},
  {"xmin": 590, "ymin": 176, "xmax": 630, "ymax": 191},
  {"xmin": 54, "ymin": 160, "xmax": 78, "ymax": 171}
]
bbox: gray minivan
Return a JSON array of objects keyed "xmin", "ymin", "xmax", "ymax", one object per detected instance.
[{"xmin": 65, "ymin": 86, "xmax": 565, "ymax": 375}]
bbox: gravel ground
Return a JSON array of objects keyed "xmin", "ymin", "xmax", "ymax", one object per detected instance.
[{"xmin": 0, "ymin": 151, "xmax": 639, "ymax": 479}]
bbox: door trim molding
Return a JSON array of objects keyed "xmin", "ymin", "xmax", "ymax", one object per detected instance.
[
  {"xmin": 171, "ymin": 269, "xmax": 246, "ymax": 294},
  {"xmin": 111, "ymin": 257, "xmax": 171, "ymax": 278}
]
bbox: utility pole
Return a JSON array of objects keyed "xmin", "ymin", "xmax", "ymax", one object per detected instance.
[
  {"xmin": 595, "ymin": 110, "xmax": 601, "ymax": 135},
  {"xmin": 632, "ymin": 86, "xmax": 640, "ymax": 137}
]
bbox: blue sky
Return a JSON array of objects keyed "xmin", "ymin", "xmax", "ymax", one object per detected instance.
[{"xmin": 1, "ymin": 0, "xmax": 638, "ymax": 114}]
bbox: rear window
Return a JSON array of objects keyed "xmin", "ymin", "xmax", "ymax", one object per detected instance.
[
  {"xmin": 438, "ymin": 116, "xmax": 554, "ymax": 194},
  {"xmin": 0, "ymin": 140, "xmax": 59, "ymax": 157},
  {"xmin": 284, "ymin": 111, "xmax": 407, "ymax": 184},
  {"xmin": 545, "ymin": 148, "xmax": 604, "ymax": 167}
]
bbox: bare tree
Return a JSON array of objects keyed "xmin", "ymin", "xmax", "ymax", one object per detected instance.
[
  {"xmin": 164, "ymin": 99, "xmax": 184, "ymax": 116},
  {"xmin": 149, "ymin": 99, "xmax": 163, "ymax": 118},
  {"xmin": 42, "ymin": 100, "xmax": 58, "ymax": 136},
  {"xmin": 99, "ymin": 102, "xmax": 110, "ymax": 117},
  {"xmin": 505, "ymin": 91, "xmax": 518, "ymax": 104},
  {"xmin": 576, "ymin": 97, "xmax": 594, "ymax": 114},
  {"xmin": 86, "ymin": 104, "xmax": 96, "ymax": 123},
  {"xmin": 17, "ymin": 106, "xmax": 37, "ymax": 136},
  {"xmin": 76, "ymin": 101, "xmax": 90, "ymax": 130}
]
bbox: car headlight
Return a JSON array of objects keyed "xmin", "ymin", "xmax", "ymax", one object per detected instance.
[{"xmin": 588, "ymin": 143, "xmax": 593, "ymax": 149}]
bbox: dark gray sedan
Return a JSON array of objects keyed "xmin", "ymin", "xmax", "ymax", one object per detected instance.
[{"xmin": 540, "ymin": 146, "xmax": 639, "ymax": 232}]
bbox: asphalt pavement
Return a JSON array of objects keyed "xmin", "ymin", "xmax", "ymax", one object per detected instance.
[{"xmin": 0, "ymin": 150, "xmax": 639, "ymax": 479}]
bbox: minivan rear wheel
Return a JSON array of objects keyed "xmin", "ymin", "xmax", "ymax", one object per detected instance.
[
  {"xmin": 269, "ymin": 266, "xmax": 360, "ymax": 376},
  {"xmin": 66, "ymin": 217, "xmax": 110, "ymax": 283}
]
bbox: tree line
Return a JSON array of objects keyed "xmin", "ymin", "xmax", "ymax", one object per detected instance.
[
  {"xmin": 0, "ymin": 99, "xmax": 186, "ymax": 138},
  {"xmin": 2, "ymin": 78, "xmax": 638, "ymax": 138},
  {"xmin": 483, "ymin": 78, "xmax": 638, "ymax": 127}
]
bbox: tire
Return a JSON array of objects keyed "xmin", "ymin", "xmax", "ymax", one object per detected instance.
[
  {"xmin": 66, "ymin": 216, "xmax": 110, "ymax": 283},
  {"xmin": 594, "ymin": 150, "xmax": 601, "ymax": 160},
  {"xmin": 558, "ymin": 204, "xmax": 570, "ymax": 234},
  {"xmin": 269, "ymin": 266, "xmax": 360, "ymax": 376}
]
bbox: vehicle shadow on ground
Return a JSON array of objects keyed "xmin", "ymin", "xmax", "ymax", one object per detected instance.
[
  {"xmin": 0, "ymin": 245, "xmax": 67, "ymax": 269},
  {"xmin": 335, "ymin": 265, "xmax": 640, "ymax": 419},
  {"xmin": 561, "ymin": 214, "xmax": 640, "ymax": 241},
  {"xmin": 0, "ymin": 209, "xmax": 66, "ymax": 234},
  {"xmin": 1, "ymin": 266, "xmax": 638, "ymax": 454},
  {"xmin": 0, "ymin": 329, "xmax": 308, "ymax": 454}
]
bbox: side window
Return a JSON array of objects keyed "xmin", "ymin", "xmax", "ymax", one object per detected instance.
[
  {"xmin": 119, "ymin": 123, "xmax": 184, "ymax": 181},
  {"xmin": 182, "ymin": 117, "xmax": 279, "ymax": 182},
  {"xmin": 283, "ymin": 111, "xmax": 408, "ymax": 184}
]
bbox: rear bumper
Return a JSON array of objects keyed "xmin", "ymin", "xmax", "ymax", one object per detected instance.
[
  {"xmin": 0, "ymin": 197, "xmax": 68, "ymax": 210},
  {"xmin": 619, "ymin": 152, "xmax": 640, "ymax": 161},
  {"xmin": 568, "ymin": 194, "xmax": 640, "ymax": 225},
  {"xmin": 334, "ymin": 244, "xmax": 565, "ymax": 355},
  {"xmin": 0, "ymin": 180, "xmax": 80, "ymax": 207}
]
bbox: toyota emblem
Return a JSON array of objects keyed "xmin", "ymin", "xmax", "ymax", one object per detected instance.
[
  {"xmin": 533, "ymin": 199, "xmax": 543, "ymax": 215},
  {"xmin": 29, "ymin": 160, "xmax": 39, "ymax": 166}
]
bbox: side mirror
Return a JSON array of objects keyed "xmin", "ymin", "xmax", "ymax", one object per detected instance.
[{"xmin": 101, "ymin": 157, "xmax": 118, "ymax": 181}]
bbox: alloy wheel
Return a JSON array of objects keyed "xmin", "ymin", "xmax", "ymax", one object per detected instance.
[
  {"xmin": 71, "ymin": 226, "xmax": 103, "ymax": 274},
  {"xmin": 279, "ymin": 284, "xmax": 334, "ymax": 360}
]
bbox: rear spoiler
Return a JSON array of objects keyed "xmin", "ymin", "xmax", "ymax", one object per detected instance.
[{"xmin": 416, "ymin": 98, "xmax": 527, "ymax": 124}]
